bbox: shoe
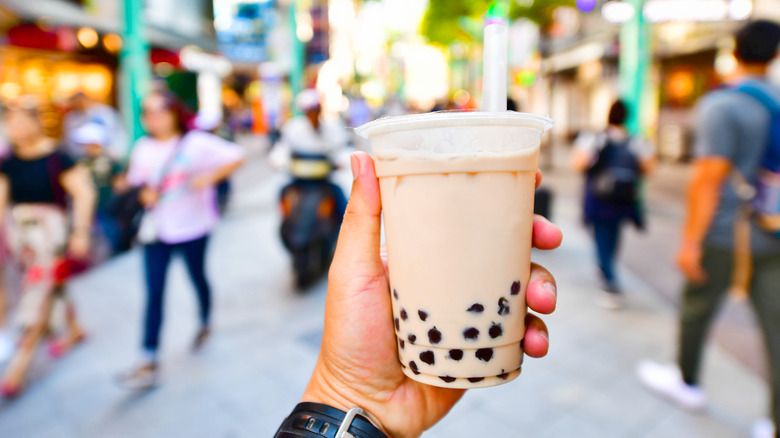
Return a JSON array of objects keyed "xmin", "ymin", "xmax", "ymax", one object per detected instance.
[
  {"xmin": 598, "ymin": 291, "xmax": 624, "ymax": 310},
  {"xmin": 752, "ymin": 418, "xmax": 776, "ymax": 438},
  {"xmin": 636, "ymin": 361, "xmax": 706, "ymax": 410},
  {"xmin": 115, "ymin": 362, "xmax": 159, "ymax": 390},
  {"xmin": 192, "ymin": 326, "xmax": 210, "ymax": 352}
]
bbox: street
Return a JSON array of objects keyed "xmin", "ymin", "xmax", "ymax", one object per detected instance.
[{"xmin": 0, "ymin": 139, "xmax": 770, "ymax": 438}]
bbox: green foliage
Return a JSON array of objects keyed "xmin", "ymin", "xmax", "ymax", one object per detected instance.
[{"xmin": 421, "ymin": 0, "xmax": 577, "ymax": 45}]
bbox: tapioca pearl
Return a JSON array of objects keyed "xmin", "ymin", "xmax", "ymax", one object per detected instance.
[
  {"xmin": 418, "ymin": 310, "xmax": 428, "ymax": 321},
  {"xmin": 498, "ymin": 297, "xmax": 510, "ymax": 316},
  {"xmin": 489, "ymin": 323, "xmax": 503, "ymax": 339},
  {"xmin": 467, "ymin": 303, "xmax": 484, "ymax": 313},
  {"xmin": 399, "ymin": 339, "xmax": 405, "ymax": 349},
  {"xmin": 476, "ymin": 348, "xmax": 494, "ymax": 362},
  {"xmin": 497, "ymin": 372, "xmax": 510, "ymax": 380},
  {"xmin": 428, "ymin": 327, "xmax": 442, "ymax": 344},
  {"xmin": 511, "ymin": 281, "xmax": 521, "ymax": 296},
  {"xmin": 463, "ymin": 327, "xmax": 479, "ymax": 340},
  {"xmin": 409, "ymin": 361, "xmax": 420, "ymax": 375},
  {"xmin": 400, "ymin": 308, "xmax": 408, "ymax": 321},
  {"xmin": 393, "ymin": 289, "xmax": 399, "ymax": 300},
  {"xmin": 394, "ymin": 318, "xmax": 400, "ymax": 331},
  {"xmin": 467, "ymin": 377, "xmax": 485, "ymax": 383},
  {"xmin": 408, "ymin": 334, "xmax": 417, "ymax": 343},
  {"xmin": 449, "ymin": 349, "xmax": 464, "ymax": 361},
  {"xmin": 420, "ymin": 350, "xmax": 435, "ymax": 365},
  {"xmin": 439, "ymin": 376, "xmax": 457, "ymax": 383}
]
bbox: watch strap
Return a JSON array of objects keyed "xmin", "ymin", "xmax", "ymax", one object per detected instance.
[{"xmin": 275, "ymin": 402, "xmax": 388, "ymax": 438}]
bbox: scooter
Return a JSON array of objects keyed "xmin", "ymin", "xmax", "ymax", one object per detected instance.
[{"xmin": 279, "ymin": 153, "xmax": 345, "ymax": 290}]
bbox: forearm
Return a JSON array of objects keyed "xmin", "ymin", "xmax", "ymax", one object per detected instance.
[
  {"xmin": 204, "ymin": 160, "xmax": 243, "ymax": 185},
  {"xmin": 71, "ymin": 186, "xmax": 96, "ymax": 235},
  {"xmin": 682, "ymin": 177, "xmax": 720, "ymax": 245}
]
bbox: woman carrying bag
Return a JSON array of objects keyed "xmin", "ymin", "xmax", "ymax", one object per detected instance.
[
  {"xmin": 0, "ymin": 100, "xmax": 96, "ymax": 396},
  {"xmin": 116, "ymin": 92, "xmax": 244, "ymax": 390}
]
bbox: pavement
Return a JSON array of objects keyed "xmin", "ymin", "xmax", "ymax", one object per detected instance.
[{"xmin": 0, "ymin": 138, "xmax": 771, "ymax": 438}]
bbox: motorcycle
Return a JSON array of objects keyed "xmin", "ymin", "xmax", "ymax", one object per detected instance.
[{"xmin": 279, "ymin": 152, "xmax": 346, "ymax": 290}]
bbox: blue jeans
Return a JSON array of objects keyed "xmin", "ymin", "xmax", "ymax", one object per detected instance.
[
  {"xmin": 592, "ymin": 219, "xmax": 622, "ymax": 291},
  {"xmin": 142, "ymin": 235, "xmax": 211, "ymax": 354}
]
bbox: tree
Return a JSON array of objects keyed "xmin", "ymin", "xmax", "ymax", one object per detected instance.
[{"xmin": 420, "ymin": 0, "xmax": 577, "ymax": 46}]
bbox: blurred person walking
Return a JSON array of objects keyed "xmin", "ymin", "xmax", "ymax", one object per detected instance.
[
  {"xmin": 637, "ymin": 21, "xmax": 780, "ymax": 438},
  {"xmin": 116, "ymin": 92, "xmax": 244, "ymax": 390},
  {"xmin": 71, "ymin": 123, "xmax": 124, "ymax": 257},
  {"xmin": 62, "ymin": 92, "xmax": 127, "ymax": 159},
  {"xmin": 0, "ymin": 99, "xmax": 95, "ymax": 396},
  {"xmin": 571, "ymin": 100, "xmax": 655, "ymax": 309}
]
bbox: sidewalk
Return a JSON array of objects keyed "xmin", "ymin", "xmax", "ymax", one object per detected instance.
[{"xmin": 0, "ymin": 148, "xmax": 768, "ymax": 437}]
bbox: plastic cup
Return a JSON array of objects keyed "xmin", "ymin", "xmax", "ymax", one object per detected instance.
[{"xmin": 356, "ymin": 111, "xmax": 553, "ymax": 388}]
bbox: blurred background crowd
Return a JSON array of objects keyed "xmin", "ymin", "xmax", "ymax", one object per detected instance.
[{"xmin": 0, "ymin": 0, "xmax": 778, "ymax": 437}]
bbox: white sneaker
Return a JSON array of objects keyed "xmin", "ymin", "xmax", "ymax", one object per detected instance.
[
  {"xmin": 636, "ymin": 361, "xmax": 706, "ymax": 410},
  {"xmin": 115, "ymin": 362, "xmax": 159, "ymax": 390},
  {"xmin": 752, "ymin": 418, "xmax": 775, "ymax": 438}
]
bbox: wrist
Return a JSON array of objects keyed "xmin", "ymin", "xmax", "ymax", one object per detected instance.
[{"xmin": 303, "ymin": 368, "xmax": 391, "ymax": 437}]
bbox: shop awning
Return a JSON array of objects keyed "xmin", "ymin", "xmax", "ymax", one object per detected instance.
[{"xmin": 0, "ymin": 0, "xmax": 217, "ymax": 52}]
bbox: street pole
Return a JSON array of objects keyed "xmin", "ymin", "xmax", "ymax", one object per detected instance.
[
  {"xmin": 120, "ymin": 0, "xmax": 152, "ymax": 157},
  {"xmin": 289, "ymin": 1, "xmax": 305, "ymax": 116},
  {"xmin": 618, "ymin": 0, "xmax": 650, "ymax": 137}
]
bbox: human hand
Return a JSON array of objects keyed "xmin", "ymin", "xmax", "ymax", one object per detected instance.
[
  {"xmin": 302, "ymin": 152, "xmax": 563, "ymax": 438},
  {"xmin": 138, "ymin": 186, "xmax": 159, "ymax": 207},
  {"xmin": 67, "ymin": 232, "xmax": 90, "ymax": 260},
  {"xmin": 677, "ymin": 240, "xmax": 707, "ymax": 285}
]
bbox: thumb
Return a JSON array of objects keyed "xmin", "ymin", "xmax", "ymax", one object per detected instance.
[{"xmin": 329, "ymin": 152, "xmax": 385, "ymax": 289}]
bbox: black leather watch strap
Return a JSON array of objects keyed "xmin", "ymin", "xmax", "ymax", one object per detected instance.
[{"xmin": 275, "ymin": 402, "xmax": 388, "ymax": 438}]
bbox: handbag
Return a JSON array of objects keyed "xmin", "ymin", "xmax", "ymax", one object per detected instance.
[{"xmin": 122, "ymin": 135, "xmax": 187, "ymax": 245}]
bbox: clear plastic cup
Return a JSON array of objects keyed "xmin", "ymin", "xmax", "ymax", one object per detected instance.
[{"xmin": 356, "ymin": 111, "xmax": 553, "ymax": 388}]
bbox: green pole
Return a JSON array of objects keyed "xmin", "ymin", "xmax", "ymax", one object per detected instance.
[
  {"xmin": 289, "ymin": 2, "xmax": 305, "ymax": 116},
  {"xmin": 120, "ymin": 0, "xmax": 152, "ymax": 156},
  {"xmin": 618, "ymin": 0, "xmax": 650, "ymax": 137}
]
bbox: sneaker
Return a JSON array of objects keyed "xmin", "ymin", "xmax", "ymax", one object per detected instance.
[
  {"xmin": 115, "ymin": 362, "xmax": 159, "ymax": 390},
  {"xmin": 636, "ymin": 361, "xmax": 706, "ymax": 410},
  {"xmin": 752, "ymin": 418, "xmax": 776, "ymax": 438},
  {"xmin": 192, "ymin": 326, "xmax": 210, "ymax": 352},
  {"xmin": 598, "ymin": 291, "xmax": 624, "ymax": 310}
]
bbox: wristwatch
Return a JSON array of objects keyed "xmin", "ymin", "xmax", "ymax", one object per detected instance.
[{"xmin": 275, "ymin": 402, "xmax": 388, "ymax": 438}]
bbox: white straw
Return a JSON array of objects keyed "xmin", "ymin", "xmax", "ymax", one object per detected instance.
[{"xmin": 482, "ymin": 22, "xmax": 508, "ymax": 112}]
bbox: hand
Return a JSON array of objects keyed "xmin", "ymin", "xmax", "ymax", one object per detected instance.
[
  {"xmin": 677, "ymin": 240, "xmax": 707, "ymax": 285},
  {"xmin": 190, "ymin": 174, "xmax": 213, "ymax": 191},
  {"xmin": 67, "ymin": 232, "xmax": 90, "ymax": 260},
  {"xmin": 302, "ymin": 152, "xmax": 563, "ymax": 438},
  {"xmin": 138, "ymin": 186, "xmax": 159, "ymax": 207}
]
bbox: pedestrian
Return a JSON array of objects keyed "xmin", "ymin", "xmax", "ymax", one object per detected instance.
[
  {"xmin": 637, "ymin": 21, "xmax": 780, "ymax": 438},
  {"xmin": 0, "ymin": 98, "xmax": 96, "ymax": 397},
  {"xmin": 274, "ymin": 152, "xmax": 562, "ymax": 437},
  {"xmin": 571, "ymin": 99, "xmax": 655, "ymax": 309},
  {"xmin": 71, "ymin": 123, "xmax": 124, "ymax": 256},
  {"xmin": 115, "ymin": 91, "xmax": 244, "ymax": 390},
  {"xmin": 62, "ymin": 92, "xmax": 128, "ymax": 160}
]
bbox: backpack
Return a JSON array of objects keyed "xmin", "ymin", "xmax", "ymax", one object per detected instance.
[
  {"xmin": 588, "ymin": 135, "xmax": 641, "ymax": 205},
  {"xmin": 735, "ymin": 81, "xmax": 780, "ymax": 237}
]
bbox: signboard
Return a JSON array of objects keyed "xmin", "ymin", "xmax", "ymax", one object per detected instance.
[{"xmin": 214, "ymin": 1, "xmax": 276, "ymax": 64}]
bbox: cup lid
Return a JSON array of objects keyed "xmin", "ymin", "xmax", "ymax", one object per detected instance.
[{"xmin": 355, "ymin": 110, "xmax": 553, "ymax": 139}]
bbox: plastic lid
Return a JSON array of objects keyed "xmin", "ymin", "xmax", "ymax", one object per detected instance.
[{"xmin": 355, "ymin": 110, "xmax": 553, "ymax": 139}]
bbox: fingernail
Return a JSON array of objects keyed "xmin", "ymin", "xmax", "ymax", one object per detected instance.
[
  {"xmin": 543, "ymin": 282, "xmax": 557, "ymax": 299},
  {"xmin": 350, "ymin": 153, "xmax": 360, "ymax": 180}
]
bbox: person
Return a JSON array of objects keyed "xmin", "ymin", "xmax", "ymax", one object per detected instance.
[
  {"xmin": 62, "ymin": 92, "xmax": 127, "ymax": 160},
  {"xmin": 116, "ymin": 91, "xmax": 244, "ymax": 390},
  {"xmin": 0, "ymin": 99, "xmax": 96, "ymax": 396},
  {"xmin": 637, "ymin": 21, "xmax": 780, "ymax": 438},
  {"xmin": 571, "ymin": 100, "xmax": 655, "ymax": 309},
  {"xmin": 71, "ymin": 123, "xmax": 124, "ymax": 256},
  {"xmin": 270, "ymin": 89, "xmax": 350, "ymax": 215},
  {"xmin": 274, "ymin": 152, "xmax": 562, "ymax": 437}
]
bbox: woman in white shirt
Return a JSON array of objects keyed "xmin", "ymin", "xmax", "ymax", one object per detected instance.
[{"xmin": 117, "ymin": 92, "xmax": 244, "ymax": 389}]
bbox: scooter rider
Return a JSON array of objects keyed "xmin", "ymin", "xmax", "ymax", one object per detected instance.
[{"xmin": 270, "ymin": 89, "xmax": 350, "ymax": 216}]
